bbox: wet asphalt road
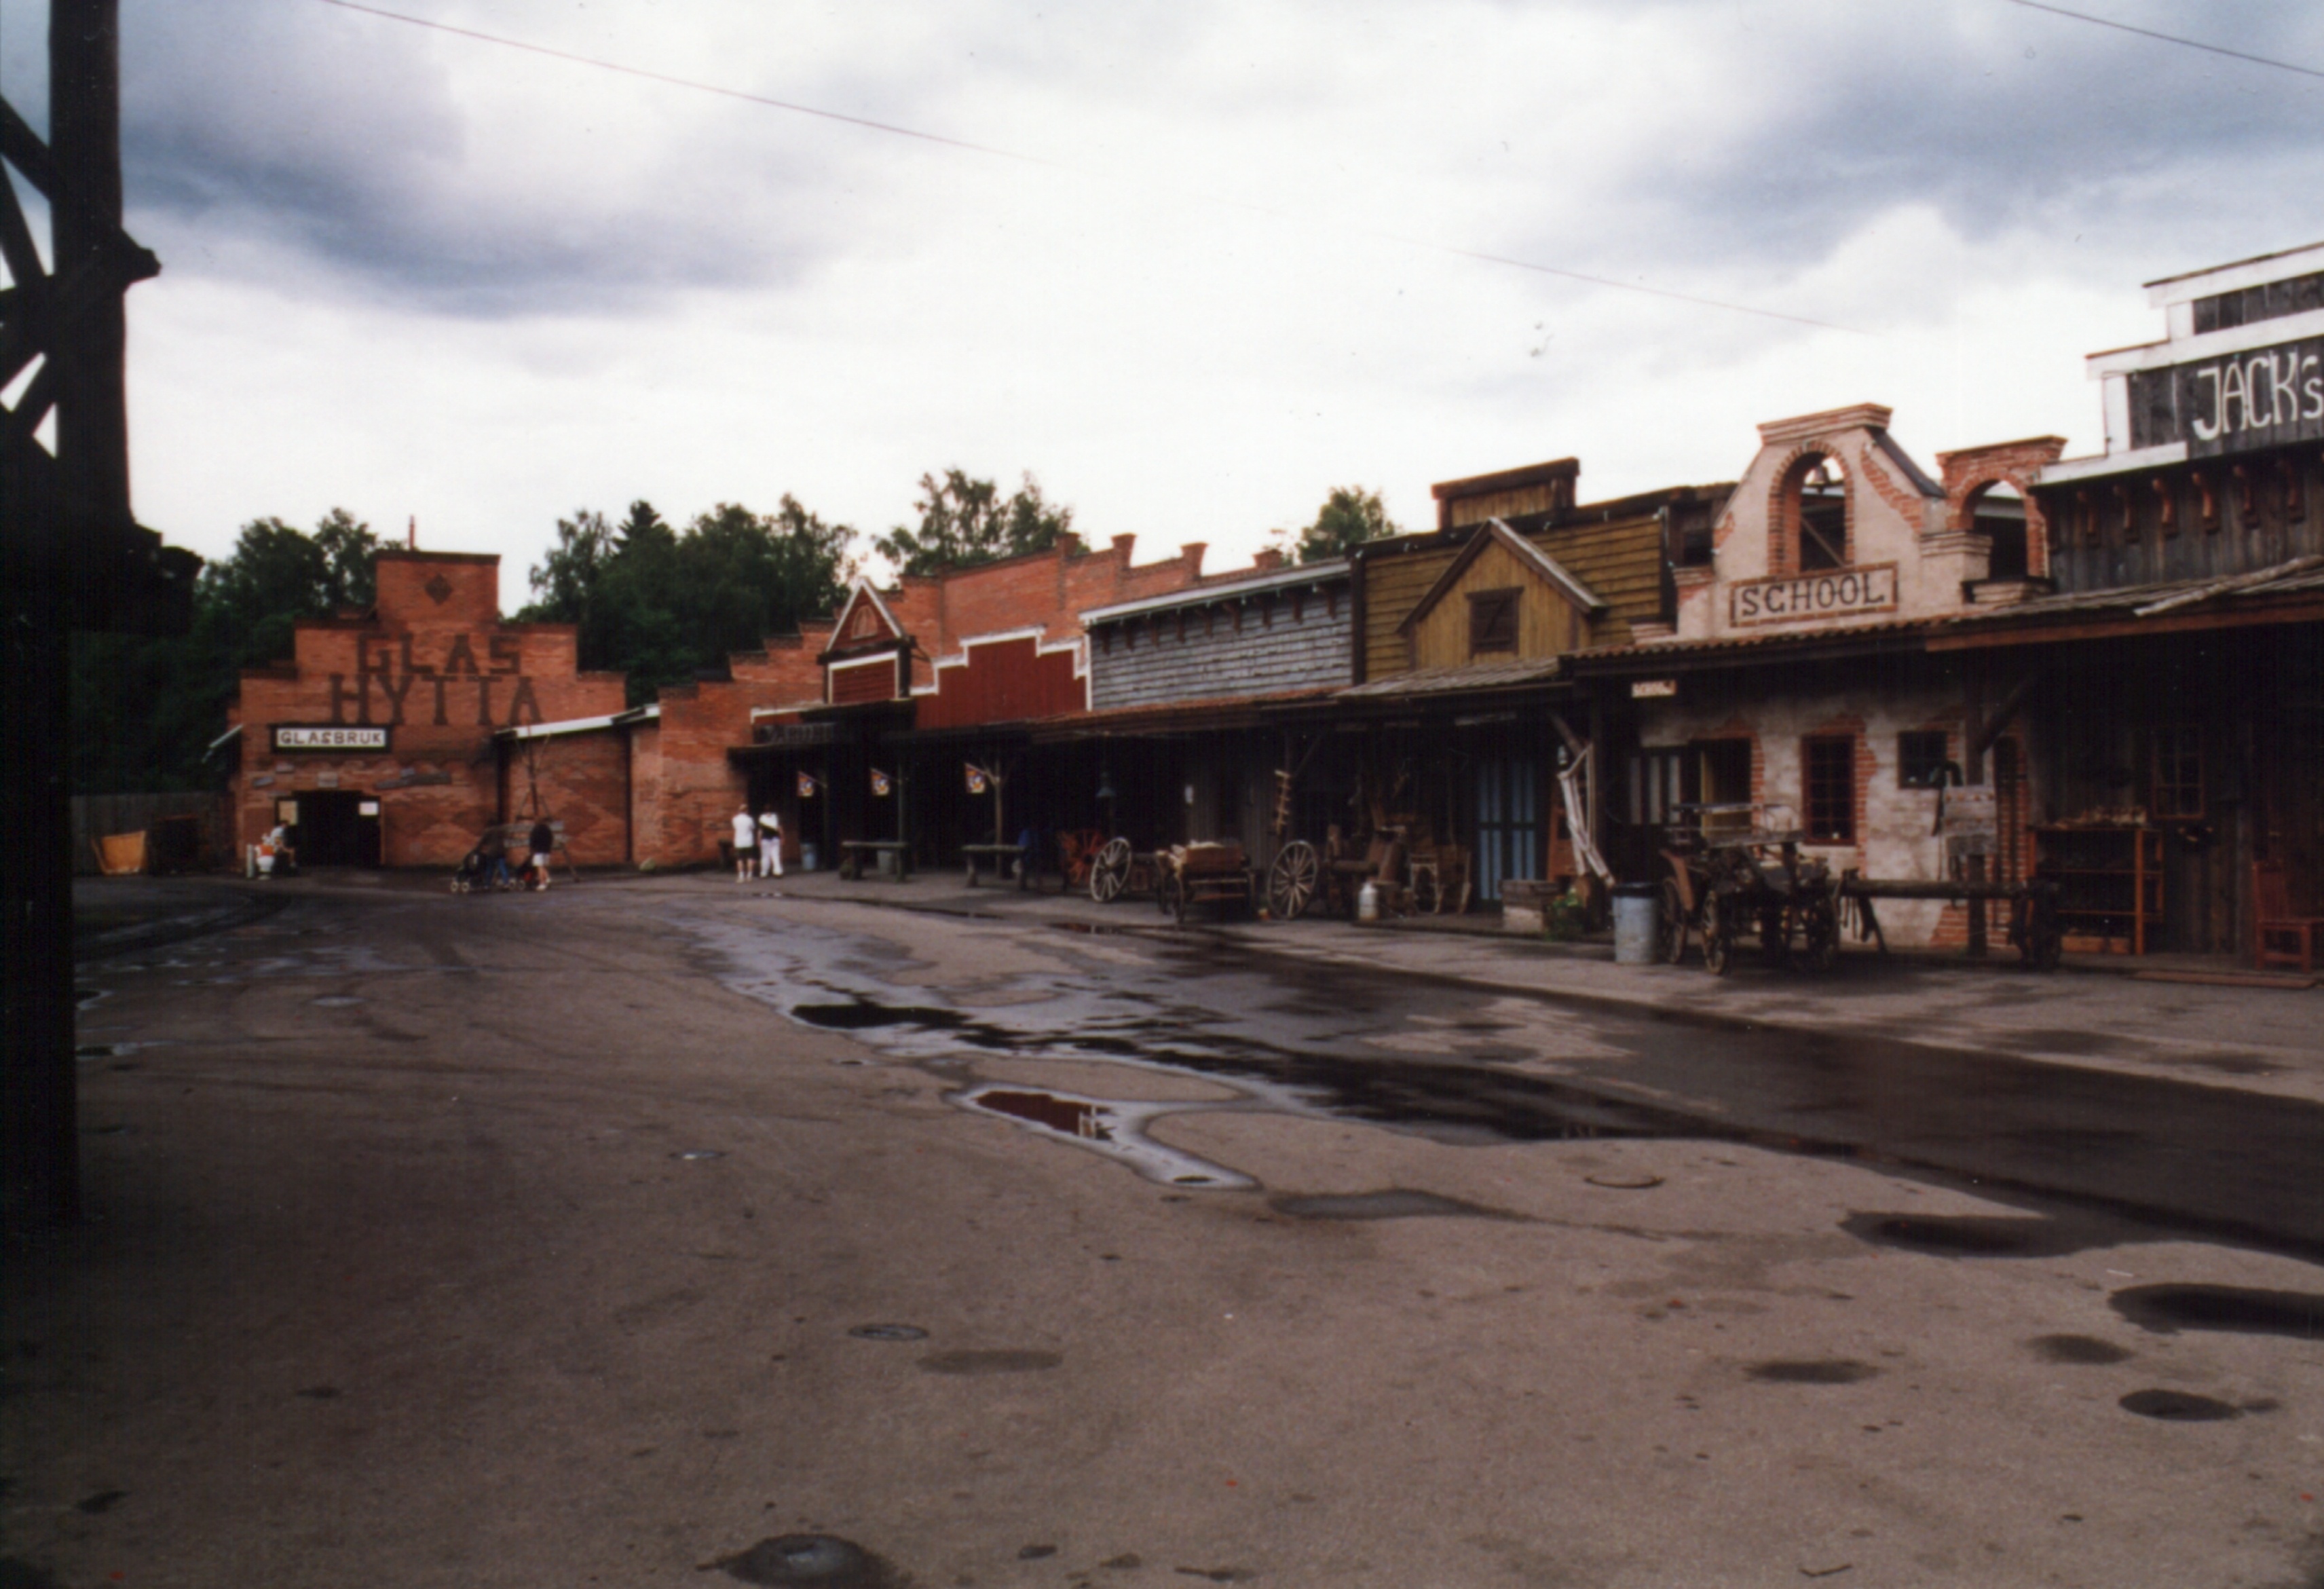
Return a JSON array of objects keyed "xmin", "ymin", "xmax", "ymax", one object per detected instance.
[
  {"xmin": 692, "ymin": 895, "xmax": 2324, "ymax": 1267},
  {"xmin": 18, "ymin": 874, "xmax": 2324, "ymax": 1588}
]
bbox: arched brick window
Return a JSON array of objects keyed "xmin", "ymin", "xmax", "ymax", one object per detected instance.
[
  {"xmin": 1966, "ymin": 480, "xmax": 2029, "ymax": 580},
  {"xmin": 1774, "ymin": 450, "xmax": 1848, "ymax": 574}
]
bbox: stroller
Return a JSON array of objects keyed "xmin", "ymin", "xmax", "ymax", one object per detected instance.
[{"xmin": 451, "ymin": 830, "xmax": 514, "ymax": 893}]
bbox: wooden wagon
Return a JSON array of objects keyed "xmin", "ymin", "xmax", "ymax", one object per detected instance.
[
  {"xmin": 1156, "ymin": 842, "xmax": 1255, "ymax": 922},
  {"xmin": 1653, "ymin": 825, "xmax": 1842, "ymax": 976}
]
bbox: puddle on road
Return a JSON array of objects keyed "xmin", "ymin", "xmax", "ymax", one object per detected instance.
[
  {"xmin": 1842, "ymin": 1212, "xmax": 2099, "ymax": 1259},
  {"xmin": 2118, "ymin": 1388, "xmax": 2243, "ymax": 1422},
  {"xmin": 715, "ymin": 1533, "xmax": 905, "ymax": 1588},
  {"xmin": 960, "ymin": 1085, "xmax": 1252, "ymax": 1189},
  {"xmin": 2109, "ymin": 1284, "xmax": 2324, "ymax": 1340},
  {"xmin": 681, "ymin": 910, "xmax": 1941, "ymax": 1196},
  {"xmin": 1270, "ymin": 1189, "xmax": 1520, "ymax": 1221},
  {"xmin": 1746, "ymin": 1360, "xmax": 1878, "ymax": 1385}
]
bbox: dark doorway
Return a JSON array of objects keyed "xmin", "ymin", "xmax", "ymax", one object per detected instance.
[{"xmin": 288, "ymin": 789, "xmax": 381, "ymax": 867}]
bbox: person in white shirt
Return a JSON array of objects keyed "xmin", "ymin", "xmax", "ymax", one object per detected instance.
[
  {"xmin": 757, "ymin": 808, "xmax": 784, "ymax": 878},
  {"xmin": 730, "ymin": 806, "xmax": 757, "ymax": 880}
]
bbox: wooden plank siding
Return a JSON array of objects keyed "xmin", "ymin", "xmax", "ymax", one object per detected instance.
[
  {"xmin": 1407, "ymin": 539, "xmax": 1586, "ymax": 670},
  {"xmin": 1531, "ymin": 511, "xmax": 1663, "ymax": 646},
  {"xmin": 1362, "ymin": 512, "xmax": 1665, "ymax": 676},
  {"xmin": 1440, "ymin": 482, "xmax": 1572, "ymax": 525},
  {"xmin": 1089, "ymin": 594, "xmax": 1351, "ymax": 711},
  {"xmin": 1363, "ymin": 552, "xmax": 1444, "ymax": 678}
]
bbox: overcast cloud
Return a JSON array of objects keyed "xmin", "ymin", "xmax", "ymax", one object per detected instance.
[{"xmin": 5, "ymin": 0, "xmax": 2320, "ymax": 588}]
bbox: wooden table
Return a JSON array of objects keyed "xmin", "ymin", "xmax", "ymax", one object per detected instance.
[
  {"xmin": 838, "ymin": 840, "xmax": 911, "ymax": 881},
  {"xmin": 960, "ymin": 842, "xmax": 1032, "ymax": 889}
]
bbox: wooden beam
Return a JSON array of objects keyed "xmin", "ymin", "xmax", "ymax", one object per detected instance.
[
  {"xmin": 1926, "ymin": 597, "xmax": 2324, "ymax": 650},
  {"xmin": 1974, "ymin": 670, "xmax": 2041, "ymax": 760}
]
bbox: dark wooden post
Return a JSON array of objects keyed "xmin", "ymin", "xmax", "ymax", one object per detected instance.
[
  {"xmin": 50, "ymin": 0, "xmax": 135, "ymax": 539},
  {"xmin": 2, "ymin": 1, "xmax": 187, "ymax": 1232}
]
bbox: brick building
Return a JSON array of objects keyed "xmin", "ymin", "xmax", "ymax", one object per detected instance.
[
  {"xmin": 728, "ymin": 533, "xmax": 1224, "ymax": 868},
  {"xmin": 223, "ymin": 550, "xmax": 628, "ymax": 869}
]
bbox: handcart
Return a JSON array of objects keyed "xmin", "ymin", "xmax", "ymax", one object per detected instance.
[{"xmin": 1156, "ymin": 842, "xmax": 1255, "ymax": 923}]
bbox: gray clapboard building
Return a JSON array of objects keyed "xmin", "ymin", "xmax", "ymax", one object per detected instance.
[{"xmin": 1076, "ymin": 555, "xmax": 1353, "ymax": 859}]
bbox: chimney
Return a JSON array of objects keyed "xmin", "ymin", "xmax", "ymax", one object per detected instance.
[
  {"xmin": 407, "ymin": 515, "xmax": 417, "ymax": 550},
  {"xmin": 1251, "ymin": 548, "xmax": 1285, "ymax": 572},
  {"xmin": 1110, "ymin": 534, "xmax": 1136, "ymax": 562},
  {"xmin": 1179, "ymin": 542, "xmax": 1206, "ymax": 576},
  {"xmin": 1058, "ymin": 531, "xmax": 1083, "ymax": 556}
]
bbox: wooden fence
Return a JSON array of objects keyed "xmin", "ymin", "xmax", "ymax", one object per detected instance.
[{"xmin": 71, "ymin": 792, "xmax": 233, "ymax": 876}]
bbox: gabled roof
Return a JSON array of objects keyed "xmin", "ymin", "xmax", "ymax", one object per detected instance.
[
  {"xmin": 827, "ymin": 580, "xmax": 907, "ymax": 652},
  {"xmin": 1397, "ymin": 518, "xmax": 1606, "ymax": 637}
]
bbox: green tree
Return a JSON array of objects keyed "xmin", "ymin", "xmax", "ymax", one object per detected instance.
[
  {"xmin": 1290, "ymin": 485, "xmax": 1398, "ymax": 563},
  {"xmin": 70, "ymin": 509, "xmax": 380, "ymax": 794},
  {"xmin": 872, "ymin": 470, "xmax": 1073, "ymax": 576},
  {"xmin": 521, "ymin": 496, "xmax": 856, "ymax": 705}
]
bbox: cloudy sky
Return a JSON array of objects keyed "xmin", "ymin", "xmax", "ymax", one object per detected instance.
[{"xmin": 6, "ymin": 1, "xmax": 2321, "ymax": 593}]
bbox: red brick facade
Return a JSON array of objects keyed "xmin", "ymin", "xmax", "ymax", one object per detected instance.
[
  {"xmin": 225, "ymin": 536, "xmax": 1222, "ymax": 871},
  {"xmin": 226, "ymin": 551, "xmax": 626, "ymax": 867}
]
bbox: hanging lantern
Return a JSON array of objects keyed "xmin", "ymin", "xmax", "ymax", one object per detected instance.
[
  {"xmin": 870, "ymin": 768, "xmax": 892, "ymax": 798},
  {"xmin": 965, "ymin": 763, "xmax": 988, "ymax": 796},
  {"xmin": 797, "ymin": 771, "xmax": 818, "ymax": 800}
]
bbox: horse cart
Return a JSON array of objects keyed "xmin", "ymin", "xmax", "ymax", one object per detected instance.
[
  {"xmin": 1652, "ymin": 821, "xmax": 1842, "ymax": 975},
  {"xmin": 1653, "ymin": 806, "xmax": 2064, "ymax": 974}
]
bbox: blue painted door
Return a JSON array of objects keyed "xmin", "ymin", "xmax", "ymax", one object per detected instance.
[{"xmin": 1475, "ymin": 757, "xmax": 1539, "ymax": 903}]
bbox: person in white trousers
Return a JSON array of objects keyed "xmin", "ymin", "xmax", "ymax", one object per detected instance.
[{"xmin": 757, "ymin": 808, "xmax": 784, "ymax": 878}]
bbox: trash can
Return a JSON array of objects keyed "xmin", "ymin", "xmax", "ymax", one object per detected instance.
[
  {"xmin": 1611, "ymin": 881, "xmax": 1659, "ymax": 965},
  {"xmin": 799, "ymin": 842, "xmax": 818, "ymax": 873}
]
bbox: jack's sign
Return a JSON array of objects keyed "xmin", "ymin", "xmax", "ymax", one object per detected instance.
[
  {"xmin": 1729, "ymin": 564, "xmax": 1898, "ymax": 627},
  {"xmin": 2130, "ymin": 334, "xmax": 2324, "ymax": 458}
]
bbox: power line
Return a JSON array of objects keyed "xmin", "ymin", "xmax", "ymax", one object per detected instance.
[
  {"xmin": 310, "ymin": 0, "xmax": 1864, "ymax": 335},
  {"xmin": 2004, "ymin": 0, "xmax": 2324, "ymax": 82}
]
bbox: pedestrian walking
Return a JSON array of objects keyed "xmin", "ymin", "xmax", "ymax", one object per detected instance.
[
  {"xmin": 528, "ymin": 817, "xmax": 556, "ymax": 891},
  {"xmin": 757, "ymin": 806, "xmax": 785, "ymax": 879},
  {"xmin": 731, "ymin": 806, "xmax": 757, "ymax": 880}
]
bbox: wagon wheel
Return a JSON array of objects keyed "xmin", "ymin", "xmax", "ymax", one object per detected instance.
[
  {"xmin": 1656, "ymin": 878, "xmax": 1689, "ymax": 965},
  {"xmin": 1702, "ymin": 891, "xmax": 1736, "ymax": 976},
  {"xmin": 1759, "ymin": 905, "xmax": 1791, "ymax": 969},
  {"xmin": 1801, "ymin": 895, "xmax": 1840, "ymax": 973},
  {"xmin": 1089, "ymin": 837, "xmax": 1132, "ymax": 903},
  {"xmin": 1267, "ymin": 840, "xmax": 1319, "ymax": 920}
]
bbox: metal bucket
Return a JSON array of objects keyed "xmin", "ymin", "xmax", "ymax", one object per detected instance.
[{"xmin": 1611, "ymin": 882, "xmax": 1658, "ymax": 964}]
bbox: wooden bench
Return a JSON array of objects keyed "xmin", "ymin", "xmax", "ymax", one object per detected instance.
[
  {"xmin": 960, "ymin": 842, "xmax": 1032, "ymax": 890},
  {"xmin": 838, "ymin": 840, "xmax": 912, "ymax": 882}
]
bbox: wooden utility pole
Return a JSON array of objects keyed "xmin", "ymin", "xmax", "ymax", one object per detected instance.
[{"xmin": 1, "ymin": 0, "xmax": 198, "ymax": 1231}]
